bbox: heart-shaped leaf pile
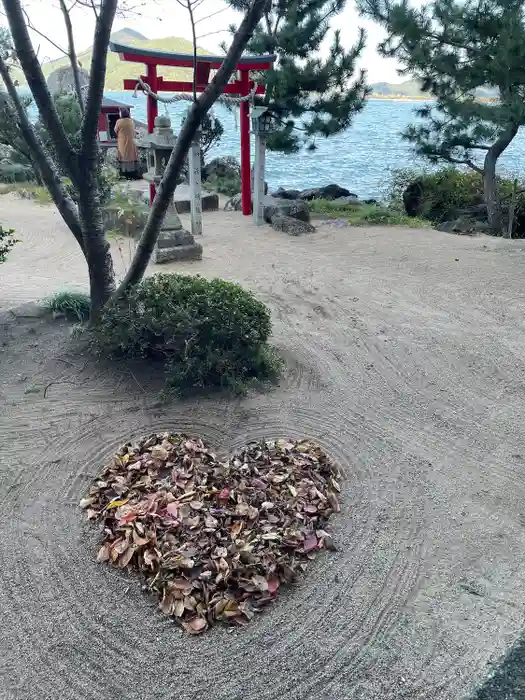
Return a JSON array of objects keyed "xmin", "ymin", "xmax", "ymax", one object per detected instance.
[{"xmin": 81, "ymin": 434, "xmax": 341, "ymax": 634}]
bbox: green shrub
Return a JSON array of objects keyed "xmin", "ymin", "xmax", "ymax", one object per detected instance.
[
  {"xmin": 102, "ymin": 185, "xmax": 148, "ymax": 237},
  {"xmin": 205, "ymin": 173, "xmax": 242, "ymax": 196},
  {"xmin": 203, "ymin": 156, "xmax": 241, "ymax": 196},
  {"xmin": 391, "ymin": 167, "xmax": 483, "ymax": 221},
  {"xmin": 91, "ymin": 274, "xmax": 281, "ymax": 393},
  {"xmin": 44, "ymin": 291, "xmax": 90, "ymax": 321},
  {"xmin": 0, "ymin": 182, "xmax": 52, "ymax": 204},
  {"xmin": 0, "ymin": 225, "xmax": 18, "ymax": 261},
  {"xmin": 0, "ymin": 162, "xmax": 35, "ymax": 183},
  {"xmin": 390, "ymin": 167, "xmax": 525, "ymax": 236}
]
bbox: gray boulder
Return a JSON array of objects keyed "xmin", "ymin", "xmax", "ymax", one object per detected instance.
[
  {"xmin": 272, "ymin": 187, "xmax": 301, "ymax": 200},
  {"xmin": 299, "ymin": 184, "xmax": 356, "ymax": 201},
  {"xmin": 336, "ymin": 195, "xmax": 361, "ymax": 205},
  {"xmin": 263, "ymin": 196, "xmax": 310, "ymax": 224},
  {"xmin": 47, "ymin": 66, "xmax": 89, "ymax": 95},
  {"xmin": 224, "ymin": 193, "xmax": 242, "ymax": 211},
  {"xmin": 271, "ymin": 215, "xmax": 315, "ymax": 235},
  {"xmin": 435, "ymin": 217, "xmax": 484, "ymax": 235},
  {"xmin": 176, "ymin": 192, "xmax": 219, "ymax": 214}
]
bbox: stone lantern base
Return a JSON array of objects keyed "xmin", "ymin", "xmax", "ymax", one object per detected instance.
[
  {"xmin": 151, "ymin": 198, "xmax": 202, "ymax": 265},
  {"xmin": 154, "ymin": 230, "xmax": 203, "ymax": 263}
]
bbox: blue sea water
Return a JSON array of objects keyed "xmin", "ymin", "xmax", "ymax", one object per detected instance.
[{"xmin": 28, "ymin": 92, "xmax": 525, "ymax": 199}]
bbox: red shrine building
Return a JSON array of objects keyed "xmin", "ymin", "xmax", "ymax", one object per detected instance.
[
  {"xmin": 97, "ymin": 96, "xmax": 134, "ymax": 147},
  {"xmin": 109, "ymin": 42, "xmax": 276, "ymax": 215}
]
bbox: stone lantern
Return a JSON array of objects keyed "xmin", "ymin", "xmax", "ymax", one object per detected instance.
[
  {"xmin": 250, "ymin": 107, "xmax": 279, "ymax": 226},
  {"xmin": 139, "ymin": 115, "xmax": 202, "ymax": 263},
  {"xmin": 250, "ymin": 106, "xmax": 279, "ymax": 136}
]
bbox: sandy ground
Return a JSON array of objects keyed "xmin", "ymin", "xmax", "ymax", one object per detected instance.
[{"xmin": 2, "ymin": 194, "xmax": 525, "ymax": 700}]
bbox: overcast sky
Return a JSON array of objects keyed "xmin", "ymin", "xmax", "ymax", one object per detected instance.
[{"xmin": 3, "ymin": 0, "xmax": 403, "ymax": 83}]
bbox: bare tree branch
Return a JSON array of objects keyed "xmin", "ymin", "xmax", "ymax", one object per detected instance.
[
  {"xmin": 2, "ymin": 0, "xmax": 79, "ymax": 182},
  {"xmin": 197, "ymin": 29, "xmax": 230, "ymax": 39},
  {"xmin": 59, "ymin": 0, "xmax": 84, "ymax": 111},
  {"xmin": 0, "ymin": 55, "xmax": 85, "ymax": 253},
  {"xmin": 115, "ymin": 0, "xmax": 271, "ymax": 295},
  {"xmin": 446, "ymin": 156, "xmax": 483, "ymax": 174},
  {"xmin": 80, "ymin": 0, "xmax": 118, "ymax": 165},
  {"xmin": 21, "ymin": 6, "xmax": 68, "ymax": 55},
  {"xmin": 194, "ymin": 6, "xmax": 228, "ymax": 24},
  {"xmin": 187, "ymin": 0, "xmax": 198, "ymax": 102}
]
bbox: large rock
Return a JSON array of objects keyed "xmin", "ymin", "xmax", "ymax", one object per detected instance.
[
  {"xmin": 299, "ymin": 184, "xmax": 356, "ymax": 201},
  {"xmin": 271, "ymin": 215, "xmax": 315, "ymax": 235},
  {"xmin": 435, "ymin": 217, "xmax": 486, "ymax": 235},
  {"xmin": 175, "ymin": 192, "xmax": 219, "ymax": 214},
  {"xmin": 47, "ymin": 66, "xmax": 89, "ymax": 95},
  {"xmin": 336, "ymin": 195, "xmax": 361, "ymax": 205},
  {"xmin": 272, "ymin": 187, "xmax": 301, "ymax": 200},
  {"xmin": 263, "ymin": 196, "xmax": 310, "ymax": 224},
  {"xmin": 203, "ymin": 156, "xmax": 240, "ymax": 181},
  {"xmin": 224, "ymin": 193, "xmax": 242, "ymax": 211}
]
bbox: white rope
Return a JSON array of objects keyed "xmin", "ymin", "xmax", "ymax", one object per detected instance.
[{"xmin": 132, "ymin": 75, "xmax": 258, "ymax": 107}]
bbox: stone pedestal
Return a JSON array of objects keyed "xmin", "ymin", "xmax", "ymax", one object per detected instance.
[
  {"xmin": 137, "ymin": 115, "xmax": 203, "ymax": 264},
  {"xmin": 152, "ymin": 201, "xmax": 202, "ymax": 264}
]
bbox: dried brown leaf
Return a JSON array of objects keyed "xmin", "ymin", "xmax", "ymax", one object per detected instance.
[
  {"xmin": 182, "ymin": 617, "xmax": 207, "ymax": 634},
  {"xmin": 151, "ymin": 445, "xmax": 169, "ymax": 461},
  {"xmin": 97, "ymin": 543, "xmax": 111, "ymax": 562}
]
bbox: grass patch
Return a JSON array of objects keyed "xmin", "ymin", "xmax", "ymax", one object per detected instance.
[
  {"xmin": 308, "ymin": 199, "xmax": 429, "ymax": 228},
  {"xmin": 0, "ymin": 182, "xmax": 52, "ymax": 204},
  {"xmin": 43, "ymin": 291, "xmax": 90, "ymax": 321}
]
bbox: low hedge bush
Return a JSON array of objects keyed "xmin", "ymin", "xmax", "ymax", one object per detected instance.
[
  {"xmin": 0, "ymin": 224, "xmax": 18, "ymax": 262},
  {"xmin": 391, "ymin": 168, "xmax": 483, "ymax": 221},
  {"xmin": 91, "ymin": 274, "xmax": 280, "ymax": 392},
  {"xmin": 392, "ymin": 167, "xmax": 525, "ymax": 236},
  {"xmin": 0, "ymin": 162, "xmax": 35, "ymax": 184}
]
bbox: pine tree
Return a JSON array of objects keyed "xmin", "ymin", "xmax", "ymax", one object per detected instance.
[
  {"xmin": 225, "ymin": 0, "xmax": 369, "ymax": 152},
  {"xmin": 359, "ymin": 0, "xmax": 525, "ymax": 234}
]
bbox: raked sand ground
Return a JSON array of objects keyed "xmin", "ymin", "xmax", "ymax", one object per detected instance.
[{"xmin": 2, "ymin": 194, "xmax": 525, "ymax": 699}]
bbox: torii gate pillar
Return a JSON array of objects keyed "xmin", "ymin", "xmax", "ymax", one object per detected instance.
[
  {"xmin": 239, "ymin": 69, "xmax": 251, "ymax": 216},
  {"xmin": 146, "ymin": 64, "xmax": 158, "ymax": 204}
]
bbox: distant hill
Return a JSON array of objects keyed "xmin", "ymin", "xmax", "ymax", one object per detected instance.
[
  {"xmin": 110, "ymin": 28, "xmax": 148, "ymax": 43},
  {"xmin": 15, "ymin": 28, "xmax": 212, "ymax": 90},
  {"xmin": 371, "ymin": 79, "xmax": 427, "ymax": 98},
  {"xmin": 370, "ymin": 79, "xmax": 497, "ymax": 100}
]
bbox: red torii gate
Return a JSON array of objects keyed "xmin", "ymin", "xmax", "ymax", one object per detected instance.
[{"xmin": 109, "ymin": 42, "xmax": 276, "ymax": 215}]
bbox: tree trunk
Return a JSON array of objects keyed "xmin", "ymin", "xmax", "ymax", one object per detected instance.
[
  {"xmin": 483, "ymin": 150, "xmax": 502, "ymax": 234},
  {"xmin": 483, "ymin": 123, "xmax": 519, "ymax": 235},
  {"xmin": 77, "ymin": 165, "xmax": 115, "ymax": 322},
  {"xmin": 86, "ymin": 240, "xmax": 116, "ymax": 322}
]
